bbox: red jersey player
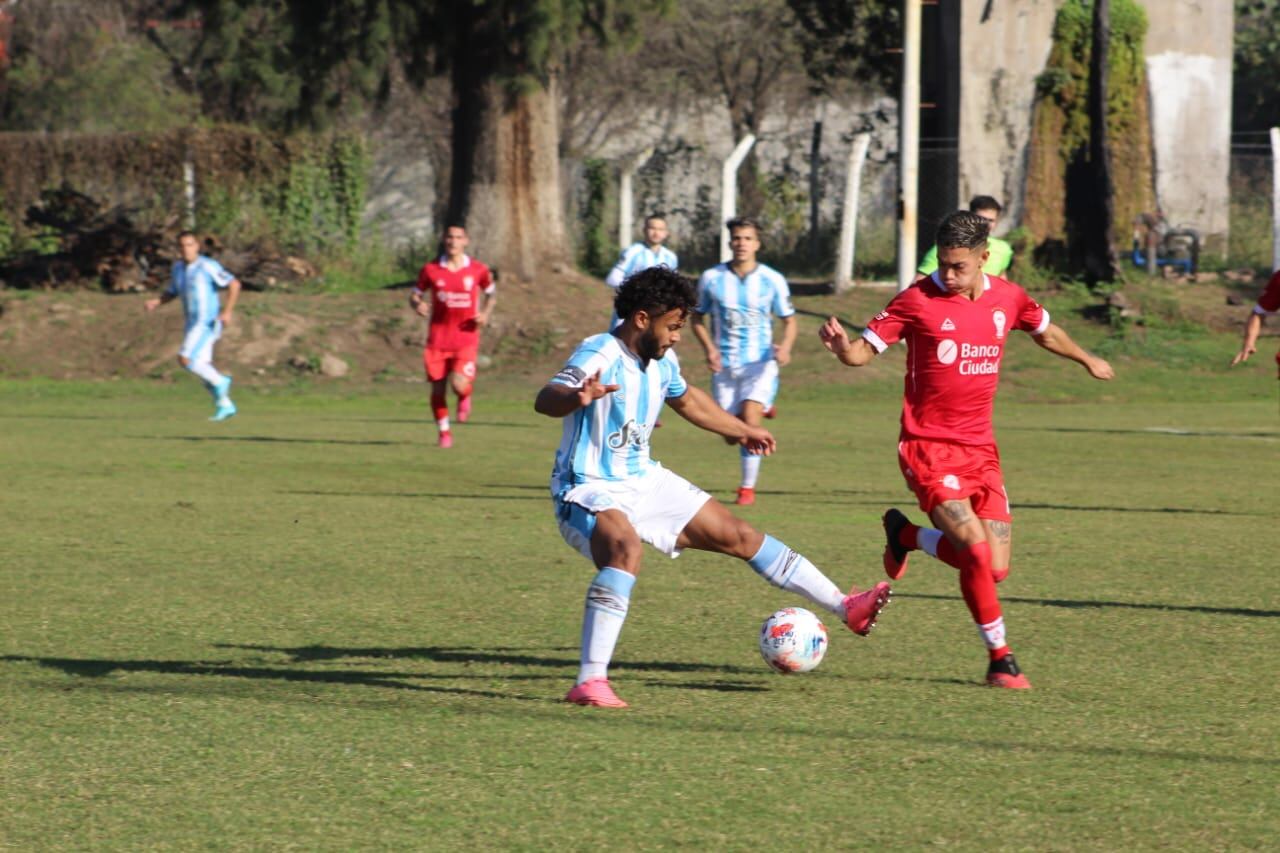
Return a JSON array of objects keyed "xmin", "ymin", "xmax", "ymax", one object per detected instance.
[
  {"xmin": 409, "ymin": 224, "xmax": 496, "ymax": 447},
  {"xmin": 819, "ymin": 210, "xmax": 1114, "ymax": 689},
  {"xmin": 1230, "ymin": 268, "xmax": 1280, "ymax": 374}
]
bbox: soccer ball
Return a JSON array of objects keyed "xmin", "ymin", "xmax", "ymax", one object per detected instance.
[{"xmin": 758, "ymin": 607, "xmax": 828, "ymax": 673}]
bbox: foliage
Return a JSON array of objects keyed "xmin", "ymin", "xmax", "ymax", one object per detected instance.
[
  {"xmin": 1233, "ymin": 0, "xmax": 1280, "ymax": 133},
  {"xmin": 786, "ymin": 0, "xmax": 899, "ymax": 95},
  {"xmin": 0, "ymin": 190, "xmax": 13, "ymax": 261},
  {"xmin": 1, "ymin": 18, "xmax": 199, "ymax": 132},
  {"xmin": 576, "ymin": 159, "xmax": 616, "ymax": 277},
  {"xmin": 1024, "ymin": 0, "xmax": 1153, "ymax": 273}
]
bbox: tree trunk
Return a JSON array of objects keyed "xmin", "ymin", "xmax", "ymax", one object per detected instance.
[
  {"xmin": 446, "ymin": 68, "xmax": 569, "ymax": 281},
  {"xmin": 1084, "ymin": 0, "xmax": 1118, "ymax": 284}
]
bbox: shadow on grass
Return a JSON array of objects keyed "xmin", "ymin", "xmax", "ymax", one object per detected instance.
[
  {"xmin": 0, "ymin": 653, "xmax": 545, "ymax": 701},
  {"xmin": 215, "ymin": 643, "xmax": 761, "ymax": 675},
  {"xmin": 794, "ymin": 495, "xmax": 1263, "ymax": 516},
  {"xmin": 897, "ymin": 591, "xmax": 1280, "ymax": 619},
  {"xmin": 281, "ymin": 490, "xmax": 546, "ymax": 501},
  {"xmin": 1003, "ymin": 425, "xmax": 1278, "ymax": 440},
  {"xmin": 321, "ymin": 417, "xmax": 528, "ymax": 428},
  {"xmin": 138, "ymin": 435, "xmax": 404, "ymax": 446}
]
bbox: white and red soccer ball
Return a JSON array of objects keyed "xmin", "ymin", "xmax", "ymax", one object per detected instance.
[{"xmin": 758, "ymin": 607, "xmax": 828, "ymax": 673}]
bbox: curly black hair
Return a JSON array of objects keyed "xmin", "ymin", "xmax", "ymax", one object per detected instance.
[{"xmin": 614, "ymin": 265, "xmax": 696, "ymax": 323}]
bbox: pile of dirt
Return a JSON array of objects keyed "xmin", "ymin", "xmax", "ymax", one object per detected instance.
[
  {"xmin": 0, "ymin": 186, "xmax": 317, "ymax": 293},
  {"xmin": 0, "ymin": 266, "xmax": 618, "ymax": 385}
]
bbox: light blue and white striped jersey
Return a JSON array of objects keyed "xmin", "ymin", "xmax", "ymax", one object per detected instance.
[
  {"xmin": 604, "ymin": 243, "xmax": 678, "ymax": 289},
  {"xmin": 696, "ymin": 262, "xmax": 794, "ymax": 368},
  {"xmin": 166, "ymin": 256, "xmax": 236, "ymax": 330},
  {"xmin": 548, "ymin": 333, "xmax": 687, "ymax": 491}
]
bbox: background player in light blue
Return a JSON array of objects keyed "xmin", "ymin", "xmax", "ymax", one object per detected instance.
[
  {"xmin": 603, "ymin": 214, "xmax": 677, "ymax": 329},
  {"xmin": 535, "ymin": 266, "xmax": 890, "ymax": 709},
  {"xmin": 691, "ymin": 217, "xmax": 796, "ymax": 506},
  {"xmin": 145, "ymin": 231, "xmax": 241, "ymax": 421}
]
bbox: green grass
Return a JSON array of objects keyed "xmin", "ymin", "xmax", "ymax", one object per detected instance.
[{"xmin": 1, "ymin": 356, "xmax": 1278, "ymax": 848}]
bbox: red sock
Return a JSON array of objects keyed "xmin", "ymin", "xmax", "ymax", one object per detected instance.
[
  {"xmin": 956, "ymin": 540, "xmax": 1002, "ymax": 626},
  {"xmin": 936, "ymin": 537, "xmax": 1008, "ymax": 582},
  {"xmin": 989, "ymin": 645, "xmax": 1011, "ymax": 661},
  {"xmin": 897, "ymin": 522, "xmax": 921, "ymax": 551},
  {"xmin": 430, "ymin": 389, "xmax": 449, "ymax": 423}
]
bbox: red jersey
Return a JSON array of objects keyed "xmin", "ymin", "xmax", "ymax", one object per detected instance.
[
  {"xmin": 1255, "ymin": 270, "xmax": 1280, "ymax": 314},
  {"xmin": 864, "ymin": 274, "xmax": 1049, "ymax": 445},
  {"xmin": 415, "ymin": 255, "xmax": 494, "ymax": 351}
]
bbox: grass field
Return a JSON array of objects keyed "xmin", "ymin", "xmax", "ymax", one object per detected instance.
[{"xmin": 2, "ymin": 346, "xmax": 1278, "ymax": 848}]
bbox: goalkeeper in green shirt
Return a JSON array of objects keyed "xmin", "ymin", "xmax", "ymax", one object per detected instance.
[{"xmin": 917, "ymin": 195, "xmax": 1013, "ymax": 278}]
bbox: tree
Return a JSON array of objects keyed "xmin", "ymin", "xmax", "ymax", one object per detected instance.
[
  {"xmin": 786, "ymin": 0, "xmax": 899, "ymax": 97},
  {"xmin": 1234, "ymin": 0, "xmax": 1280, "ymax": 133},
  {"xmin": 185, "ymin": 0, "xmax": 670, "ymax": 280}
]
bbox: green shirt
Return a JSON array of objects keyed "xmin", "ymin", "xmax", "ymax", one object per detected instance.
[{"xmin": 918, "ymin": 237, "xmax": 1013, "ymax": 277}]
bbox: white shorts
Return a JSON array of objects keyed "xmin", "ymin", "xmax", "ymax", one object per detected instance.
[
  {"xmin": 179, "ymin": 320, "xmax": 222, "ymax": 362},
  {"xmin": 553, "ymin": 465, "xmax": 712, "ymax": 561},
  {"xmin": 711, "ymin": 360, "xmax": 779, "ymax": 414}
]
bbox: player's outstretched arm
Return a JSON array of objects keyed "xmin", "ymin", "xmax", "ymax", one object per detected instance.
[
  {"xmin": 818, "ymin": 317, "xmax": 878, "ymax": 366},
  {"xmin": 666, "ymin": 385, "xmax": 775, "ymax": 455},
  {"xmin": 1032, "ymin": 323, "xmax": 1114, "ymax": 380},
  {"xmin": 1231, "ymin": 313, "xmax": 1263, "ymax": 365},
  {"xmin": 534, "ymin": 371, "xmax": 620, "ymax": 418},
  {"xmin": 144, "ymin": 291, "xmax": 174, "ymax": 312}
]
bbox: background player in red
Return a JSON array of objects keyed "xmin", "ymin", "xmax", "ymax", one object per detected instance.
[
  {"xmin": 409, "ymin": 224, "xmax": 496, "ymax": 448},
  {"xmin": 819, "ymin": 210, "xmax": 1114, "ymax": 689},
  {"xmin": 1230, "ymin": 267, "xmax": 1280, "ymax": 372}
]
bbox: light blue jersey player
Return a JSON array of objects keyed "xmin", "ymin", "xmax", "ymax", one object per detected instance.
[
  {"xmin": 535, "ymin": 265, "xmax": 891, "ymax": 709},
  {"xmin": 145, "ymin": 231, "xmax": 241, "ymax": 420},
  {"xmin": 604, "ymin": 214, "xmax": 677, "ymax": 329},
  {"xmin": 691, "ymin": 217, "xmax": 797, "ymax": 506}
]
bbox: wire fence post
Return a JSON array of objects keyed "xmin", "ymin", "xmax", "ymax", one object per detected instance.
[
  {"xmin": 183, "ymin": 148, "xmax": 197, "ymax": 231},
  {"xmin": 835, "ymin": 133, "xmax": 872, "ymax": 293},
  {"xmin": 618, "ymin": 147, "xmax": 653, "ymax": 250},
  {"xmin": 721, "ymin": 134, "xmax": 756, "ymax": 262}
]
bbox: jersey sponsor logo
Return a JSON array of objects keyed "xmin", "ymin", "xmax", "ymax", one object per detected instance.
[
  {"xmin": 607, "ymin": 418, "xmax": 649, "ymax": 450},
  {"xmin": 937, "ymin": 339, "xmax": 958, "ymax": 365},
  {"xmin": 553, "ymin": 365, "xmax": 587, "ymax": 385},
  {"xmin": 957, "ymin": 342, "xmax": 1002, "ymax": 375},
  {"xmin": 992, "ymin": 309, "xmax": 1007, "ymax": 339},
  {"xmin": 725, "ymin": 307, "xmax": 767, "ymax": 329},
  {"xmin": 941, "ymin": 317, "xmax": 956, "ymax": 331}
]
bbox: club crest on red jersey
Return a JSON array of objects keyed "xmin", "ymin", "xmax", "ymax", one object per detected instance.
[{"xmin": 992, "ymin": 309, "xmax": 1007, "ymax": 339}]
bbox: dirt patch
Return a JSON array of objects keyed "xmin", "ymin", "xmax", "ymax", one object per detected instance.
[{"xmin": 0, "ymin": 267, "xmax": 618, "ymax": 384}]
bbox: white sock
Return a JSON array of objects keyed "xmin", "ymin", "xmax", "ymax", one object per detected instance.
[
  {"xmin": 187, "ymin": 360, "xmax": 225, "ymax": 392},
  {"xmin": 977, "ymin": 617, "xmax": 1007, "ymax": 651},
  {"xmin": 918, "ymin": 527, "xmax": 943, "ymax": 557},
  {"xmin": 740, "ymin": 450, "xmax": 761, "ymax": 489},
  {"xmin": 577, "ymin": 567, "xmax": 635, "ymax": 684},
  {"xmin": 747, "ymin": 535, "xmax": 845, "ymax": 616},
  {"xmin": 437, "ymin": 416, "xmax": 451, "ymax": 432}
]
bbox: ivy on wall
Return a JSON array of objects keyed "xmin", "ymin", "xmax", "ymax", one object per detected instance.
[{"xmin": 1024, "ymin": 0, "xmax": 1154, "ymax": 269}]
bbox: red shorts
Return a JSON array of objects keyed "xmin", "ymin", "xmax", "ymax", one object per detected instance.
[
  {"xmin": 423, "ymin": 346, "xmax": 478, "ymax": 383},
  {"xmin": 897, "ymin": 438, "xmax": 1011, "ymax": 522}
]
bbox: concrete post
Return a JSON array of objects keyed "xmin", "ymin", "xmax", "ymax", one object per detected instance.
[
  {"xmin": 897, "ymin": 0, "xmax": 922, "ymax": 292},
  {"xmin": 618, "ymin": 147, "xmax": 653, "ymax": 250},
  {"xmin": 183, "ymin": 155, "xmax": 197, "ymax": 230},
  {"xmin": 836, "ymin": 133, "xmax": 872, "ymax": 293},
  {"xmin": 1272, "ymin": 127, "xmax": 1280, "ymax": 271},
  {"xmin": 721, "ymin": 134, "xmax": 756, "ymax": 263}
]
